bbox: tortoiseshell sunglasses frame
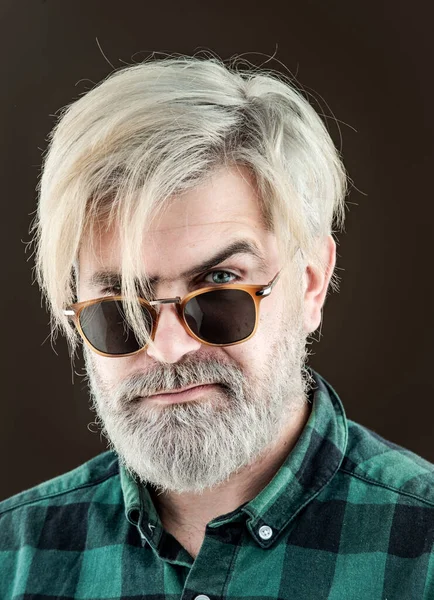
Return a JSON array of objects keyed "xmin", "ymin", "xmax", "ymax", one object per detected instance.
[{"xmin": 64, "ymin": 271, "xmax": 281, "ymax": 358}]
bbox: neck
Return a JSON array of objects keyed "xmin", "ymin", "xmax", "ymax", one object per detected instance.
[{"xmin": 149, "ymin": 400, "xmax": 311, "ymax": 554}]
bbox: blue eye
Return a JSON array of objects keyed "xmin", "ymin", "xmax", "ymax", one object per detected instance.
[{"xmin": 204, "ymin": 270, "xmax": 237, "ymax": 284}]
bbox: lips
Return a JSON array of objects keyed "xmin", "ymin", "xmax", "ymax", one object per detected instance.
[
  {"xmin": 146, "ymin": 383, "xmax": 219, "ymax": 403},
  {"xmin": 150, "ymin": 383, "xmax": 215, "ymax": 397}
]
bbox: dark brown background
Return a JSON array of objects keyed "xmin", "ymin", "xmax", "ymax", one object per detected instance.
[{"xmin": 1, "ymin": 0, "xmax": 433, "ymax": 501}]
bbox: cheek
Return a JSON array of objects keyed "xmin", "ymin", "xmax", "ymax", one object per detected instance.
[
  {"xmin": 223, "ymin": 305, "xmax": 280, "ymax": 374},
  {"xmin": 258, "ymin": 294, "xmax": 284, "ymax": 336},
  {"xmin": 86, "ymin": 351, "xmax": 134, "ymax": 386}
]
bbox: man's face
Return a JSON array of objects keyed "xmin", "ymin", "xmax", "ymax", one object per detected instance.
[{"xmin": 78, "ymin": 165, "xmax": 313, "ymax": 493}]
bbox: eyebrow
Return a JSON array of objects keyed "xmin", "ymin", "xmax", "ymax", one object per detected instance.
[{"xmin": 86, "ymin": 239, "xmax": 267, "ymax": 291}]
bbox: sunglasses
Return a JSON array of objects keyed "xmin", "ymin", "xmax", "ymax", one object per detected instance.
[{"xmin": 64, "ymin": 272, "xmax": 281, "ymax": 357}]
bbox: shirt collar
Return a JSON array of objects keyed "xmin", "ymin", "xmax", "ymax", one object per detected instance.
[
  {"xmin": 120, "ymin": 367, "xmax": 348, "ymax": 549},
  {"xmin": 120, "ymin": 462, "xmax": 164, "ymax": 550},
  {"xmin": 236, "ymin": 367, "xmax": 348, "ymax": 547}
]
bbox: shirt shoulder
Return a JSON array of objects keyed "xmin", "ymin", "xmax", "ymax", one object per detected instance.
[
  {"xmin": 0, "ymin": 450, "xmax": 120, "ymax": 515},
  {"xmin": 0, "ymin": 452, "xmax": 124, "ymax": 598},
  {"xmin": 341, "ymin": 419, "xmax": 434, "ymax": 506}
]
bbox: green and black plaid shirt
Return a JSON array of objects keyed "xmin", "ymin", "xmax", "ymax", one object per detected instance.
[{"xmin": 2, "ymin": 368, "xmax": 434, "ymax": 599}]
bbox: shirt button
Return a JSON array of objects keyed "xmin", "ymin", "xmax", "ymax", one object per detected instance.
[
  {"xmin": 194, "ymin": 596, "xmax": 211, "ymax": 600},
  {"xmin": 258, "ymin": 525, "xmax": 273, "ymax": 540}
]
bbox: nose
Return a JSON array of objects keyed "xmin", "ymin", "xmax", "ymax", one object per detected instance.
[{"xmin": 145, "ymin": 303, "xmax": 202, "ymax": 363}]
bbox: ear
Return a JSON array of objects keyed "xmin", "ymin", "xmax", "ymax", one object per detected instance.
[{"xmin": 302, "ymin": 235, "xmax": 336, "ymax": 334}]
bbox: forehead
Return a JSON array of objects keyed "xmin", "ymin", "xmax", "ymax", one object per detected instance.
[
  {"xmin": 147, "ymin": 165, "xmax": 267, "ymax": 249},
  {"xmin": 79, "ymin": 165, "xmax": 276, "ymax": 279}
]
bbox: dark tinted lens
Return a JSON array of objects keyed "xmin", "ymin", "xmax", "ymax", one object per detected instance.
[
  {"xmin": 79, "ymin": 300, "xmax": 153, "ymax": 355},
  {"xmin": 184, "ymin": 289, "xmax": 256, "ymax": 344}
]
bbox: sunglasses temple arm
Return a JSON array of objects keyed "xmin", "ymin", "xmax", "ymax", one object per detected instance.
[
  {"xmin": 268, "ymin": 271, "xmax": 281, "ymax": 288},
  {"xmin": 255, "ymin": 272, "xmax": 280, "ymax": 298},
  {"xmin": 263, "ymin": 246, "xmax": 302, "ymax": 290}
]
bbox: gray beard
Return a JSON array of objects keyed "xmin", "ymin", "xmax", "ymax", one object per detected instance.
[{"xmin": 84, "ymin": 318, "xmax": 313, "ymax": 494}]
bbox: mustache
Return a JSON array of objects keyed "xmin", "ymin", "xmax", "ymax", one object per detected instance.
[{"xmin": 105, "ymin": 356, "xmax": 245, "ymax": 404}]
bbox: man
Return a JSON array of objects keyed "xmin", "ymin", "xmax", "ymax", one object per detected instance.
[{"xmin": 1, "ymin": 56, "xmax": 433, "ymax": 599}]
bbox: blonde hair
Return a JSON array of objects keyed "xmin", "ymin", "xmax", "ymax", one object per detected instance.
[{"xmin": 30, "ymin": 55, "xmax": 349, "ymax": 354}]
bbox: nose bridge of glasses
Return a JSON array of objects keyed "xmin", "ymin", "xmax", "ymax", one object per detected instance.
[
  {"xmin": 147, "ymin": 297, "xmax": 185, "ymax": 328},
  {"xmin": 149, "ymin": 297, "xmax": 182, "ymax": 307},
  {"xmin": 146, "ymin": 296, "xmax": 195, "ymax": 352}
]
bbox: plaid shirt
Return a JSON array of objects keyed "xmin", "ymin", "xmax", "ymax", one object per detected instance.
[{"xmin": 2, "ymin": 368, "xmax": 434, "ymax": 599}]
